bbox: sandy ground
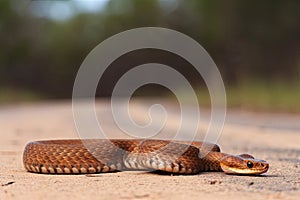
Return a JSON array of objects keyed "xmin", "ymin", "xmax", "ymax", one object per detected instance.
[{"xmin": 0, "ymin": 100, "xmax": 299, "ymax": 200}]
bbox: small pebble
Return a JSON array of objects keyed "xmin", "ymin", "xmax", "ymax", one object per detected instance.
[
  {"xmin": 209, "ymin": 180, "xmax": 221, "ymax": 184},
  {"xmin": 1, "ymin": 181, "xmax": 15, "ymax": 187}
]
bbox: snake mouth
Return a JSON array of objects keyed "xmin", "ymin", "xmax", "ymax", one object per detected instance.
[{"xmin": 221, "ymin": 166, "xmax": 269, "ymax": 175}]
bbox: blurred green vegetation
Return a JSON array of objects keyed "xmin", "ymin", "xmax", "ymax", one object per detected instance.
[
  {"xmin": 226, "ymin": 81, "xmax": 300, "ymax": 112},
  {"xmin": 0, "ymin": 0, "xmax": 299, "ymax": 111}
]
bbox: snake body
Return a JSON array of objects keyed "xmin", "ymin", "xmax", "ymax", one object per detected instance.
[{"xmin": 23, "ymin": 139, "xmax": 269, "ymax": 175}]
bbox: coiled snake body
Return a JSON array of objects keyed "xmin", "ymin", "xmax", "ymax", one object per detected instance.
[{"xmin": 23, "ymin": 139, "xmax": 269, "ymax": 175}]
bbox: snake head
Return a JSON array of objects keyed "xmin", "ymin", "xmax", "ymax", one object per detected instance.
[{"xmin": 220, "ymin": 155, "xmax": 269, "ymax": 175}]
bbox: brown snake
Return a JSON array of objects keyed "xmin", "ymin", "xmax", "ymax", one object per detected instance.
[{"xmin": 23, "ymin": 139, "xmax": 269, "ymax": 175}]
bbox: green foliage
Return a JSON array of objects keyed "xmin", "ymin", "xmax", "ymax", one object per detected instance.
[
  {"xmin": 226, "ymin": 81, "xmax": 300, "ymax": 112},
  {"xmin": 0, "ymin": 0, "xmax": 299, "ymax": 111},
  {"xmin": 0, "ymin": 87, "xmax": 41, "ymax": 103}
]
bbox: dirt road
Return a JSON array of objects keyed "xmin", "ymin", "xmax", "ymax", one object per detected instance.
[{"xmin": 0, "ymin": 100, "xmax": 299, "ymax": 200}]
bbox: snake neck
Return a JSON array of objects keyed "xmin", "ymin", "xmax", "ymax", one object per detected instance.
[{"xmin": 199, "ymin": 151, "xmax": 229, "ymax": 172}]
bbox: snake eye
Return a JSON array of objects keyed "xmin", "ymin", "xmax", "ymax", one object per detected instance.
[{"xmin": 247, "ymin": 161, "xmax": 254, "ymax": 168}]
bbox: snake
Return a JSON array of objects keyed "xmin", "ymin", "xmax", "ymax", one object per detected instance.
[{"xmin": 23, "ymin": 139, "xmax": 269, "ymax": 175}]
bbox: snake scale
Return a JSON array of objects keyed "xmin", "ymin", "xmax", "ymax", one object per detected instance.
[{"xmin": 23, "ymin": 139, "xmax": 269, "ymax": 175}]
